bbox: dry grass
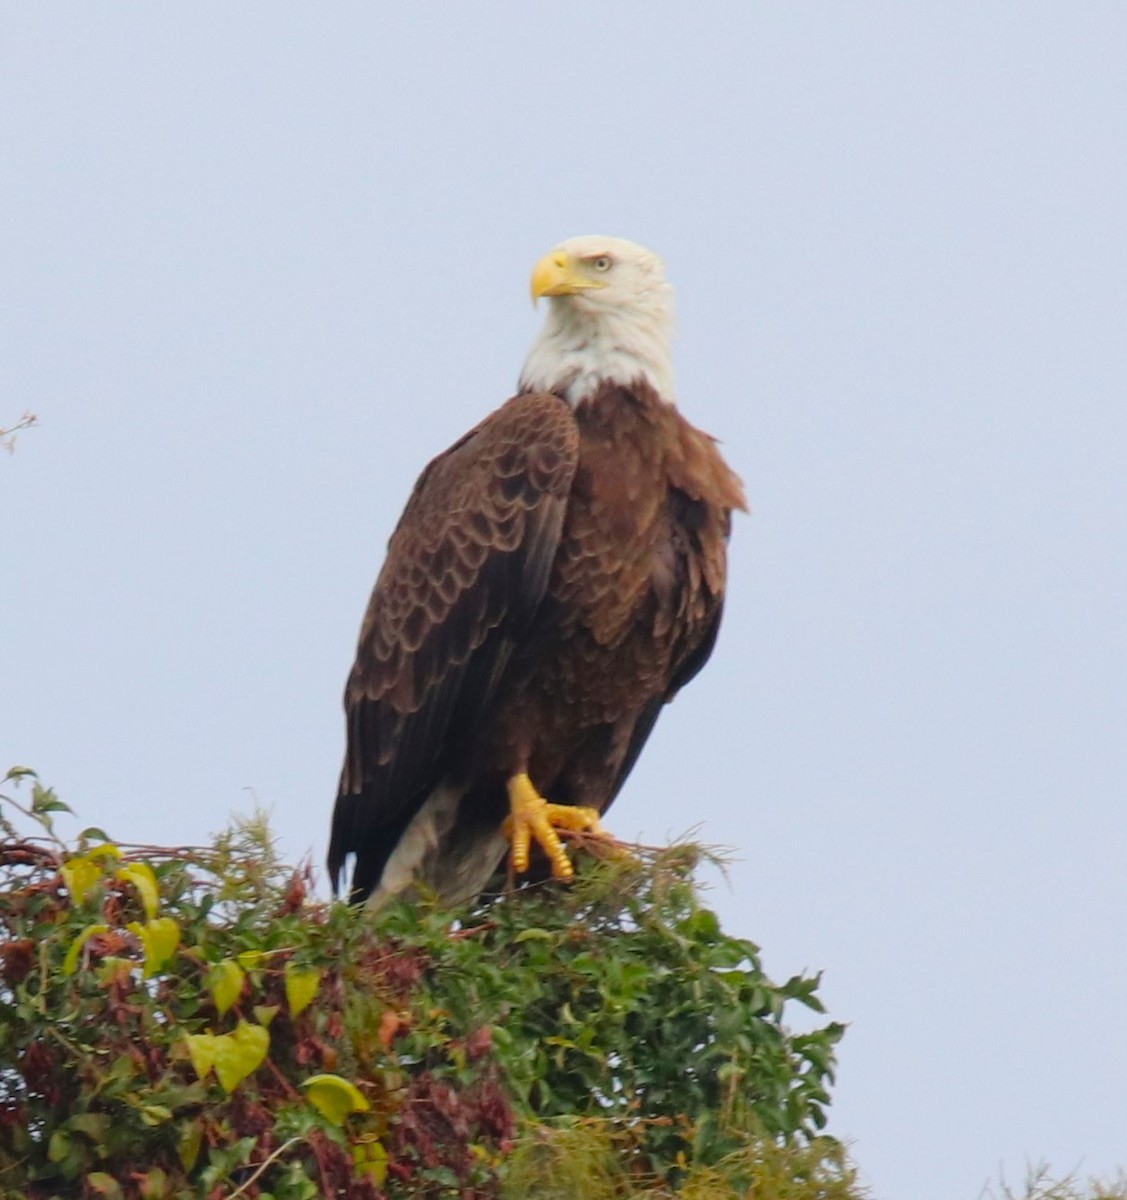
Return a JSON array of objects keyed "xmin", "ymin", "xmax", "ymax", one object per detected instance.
[
  {"xmin": 500, "ymin": 1119, "xmax": 866, "ymax": 1200},
  {"xmin": 982, "ymin": 1164, "xmax": 1127, "ymax": 1200}
]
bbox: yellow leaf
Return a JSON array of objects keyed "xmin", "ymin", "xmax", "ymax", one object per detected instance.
[
  {"xmin": 97, "ymin": 957, "xmax": 134, "ymax": 987},
  {"xmin": 253, "ymin": 1004, "xmax": 279, "ymax": 1027},
  {"xmin": 208, "ymin": 959, "xmax": 246, "ymax": 1016},
  {"xmin": 302, "ymin": 1074, "xmax": 370, "ymax": 1126},
  {"xmin": 63, "ymin": 924, "xmax": 109, "ymax": 975},
  {"xmin": 178, "ymin": 1120, "xmax": 203, "ymax": 1173},
  {"xmin": 185, "ymin": 1033, "xmax": 219, "ymax": 1080},
  {"xmin": 237, "ymin": 948, "xmax": 267, "ymax": 970},
  {"xmin": 116, "ymin": 862, "xmax": 160, "ymax": 919},
  {"xmin": 86, "ymin": 1172, "xmax": 123, "ymax": 1200},
  {"xmin": 85, "ymin": 843, "xmax": 122, "ymax": 863},
  {"xmin": 353, "ymin": 1136, "xmax": 388, "ymax": 1185},
  {"xmin": 128, "ymin": 917, "xmax": 181, "ymax": 977},
  {"xmin": 138, "ymin": 1167, "xmax": 168, "ymax": 1199},
  {"xmin": 60, "ymin": 856, "xmax": 102, "ymax": 905},
  {"xmin": 284, "ymin": 963, "xmax": 321, "ymax": 1016},
  {"xmin": 213, "ymin": 1020, "xmax": 269, "ymax": 1093},
  {"xmin": 146, "ymin": 917, "xmax": 181, "ymax": 973}
]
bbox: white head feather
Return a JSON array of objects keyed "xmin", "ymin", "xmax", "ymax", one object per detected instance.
[{"xmin": 518, "ymin": 235, "xmax": 676, "ymax": 405}]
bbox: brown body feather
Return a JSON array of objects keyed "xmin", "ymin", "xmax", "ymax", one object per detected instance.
[{"xmin": 329, "ymin": 382, "xmax": 745, "ymax": 905}]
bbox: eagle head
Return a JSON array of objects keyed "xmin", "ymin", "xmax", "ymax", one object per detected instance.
[{"xmin": 519, "ymin": 235, "xmax": 676, "ymax": 406}]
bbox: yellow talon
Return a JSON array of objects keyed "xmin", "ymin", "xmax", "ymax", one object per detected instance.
[{"xmin": 503, "ymin": 773, "xmax": 604, "ymax": 879}]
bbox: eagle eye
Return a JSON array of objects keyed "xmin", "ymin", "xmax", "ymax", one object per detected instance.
[{"xmin": 591, "ymin": 255, "xmax": 612, "ymax": 273}]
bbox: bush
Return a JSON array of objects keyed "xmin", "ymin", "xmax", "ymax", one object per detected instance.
[{"xmin": 0, "ymin": 767, "xmax": 855, "ymax": 1198}]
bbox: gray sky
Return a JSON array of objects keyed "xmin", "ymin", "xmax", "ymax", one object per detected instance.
[{"xmin": 3, "ymin": 6, "xmax": 1126, "ymax": 1197}]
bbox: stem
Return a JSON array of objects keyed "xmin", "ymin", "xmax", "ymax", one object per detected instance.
[{"xmin": 226, "ymin": 1136, "xmax": 305, "ymax": 1199}]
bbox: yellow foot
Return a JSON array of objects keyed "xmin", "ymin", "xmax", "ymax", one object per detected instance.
[{"xmin": 502, "ymin": 773, "xmax": 605, "ymax": 879}]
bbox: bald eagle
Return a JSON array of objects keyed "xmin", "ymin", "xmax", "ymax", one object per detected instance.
[{"xmin": 329, "ymin": 236, "xmax": 746, "ymax": 907}]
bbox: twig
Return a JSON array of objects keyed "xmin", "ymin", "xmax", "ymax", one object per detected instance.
[
  {"xmin": 114, "ymin": 841, "xmax": 222, "ymax": 858},
  {"xmin": 265, "ymin": 1055, "xmax": 302, "ymax": 1100},
  {"xmin": 0, "ymin": 840, "xmax": 61, "ymax": 870},
  {"xmin": 0, "ymin": 411, "xmax": 37, "ymax": 453},
  {"xmin": 448, "ymin": 920, "xmax": 497, "ymax": 940},
  {"xmin": 0, "ymin": 794, "xmax": 68, "ymax": 852},
  {"xmin": 226, "ymin": 1135, "xmax": 305, "ymax": 1199}
]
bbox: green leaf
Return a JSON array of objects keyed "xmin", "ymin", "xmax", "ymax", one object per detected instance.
[
  {"xmin": 208, "ymin": 958, "xmax": 246, "ymax": 1016},
  {"xmin": 116, "ymin": 861, "xmax": 160, "ymax": 919},
  {"xmin": 302, "ymin": 1074, "xmax": 370, "ymax": 1125},
  {"xmin": 513, "ymin": 927, "xmax": 554, "ymax": 943},
  {"xmin": 284, "ymin": 963, "xmax": 321, "ymax": 1016},
  {"xmin": 688, "ymin": 907, "xmax": 721, "ymax": 942},
  {"xmin": 213, "ymin": 1020, "xmax": 269, "ymax": 1093},
  {"xmin": 31, "ymin": 784, "xmax": 71, "ymax": 815},
  {"xmin": 67, "ymin": 1112, "xmax": 111, "ymax": 1141}
]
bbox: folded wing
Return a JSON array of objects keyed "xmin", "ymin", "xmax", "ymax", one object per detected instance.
[{"xmin": 328, "ymin": 393, "xmax": 579, "ymax": 899}]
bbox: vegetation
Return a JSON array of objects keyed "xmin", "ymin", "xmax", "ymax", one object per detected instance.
[
  {"xmin": 984, "ymin": 1166, "xmax": 1127, "ymax": 1200},
  {"xmin": 3, "ymin": 769, "xmax": 1122, "ymax": 1199},
  {"xmin": 0, "ymin": 766, "xmax": 855, "ymax": 1199}
]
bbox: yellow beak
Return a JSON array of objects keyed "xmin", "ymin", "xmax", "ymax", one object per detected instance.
[{"xmin": 530, "ymin": 250, "xmax": 604, "ymax": 305}]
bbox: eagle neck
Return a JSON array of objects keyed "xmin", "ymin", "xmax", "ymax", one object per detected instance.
[{"xmin": 518, "ymin": 296, "xmax": 675, "ymax": 407}]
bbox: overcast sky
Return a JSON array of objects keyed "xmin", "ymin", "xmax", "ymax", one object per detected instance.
[{"xmin": 3, "ymin": 6, "xmax": 1126, "ymax": 1197}]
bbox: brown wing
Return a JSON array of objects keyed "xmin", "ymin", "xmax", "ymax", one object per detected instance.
[
  {"xmin": 603, "ymin": 395, "xmax": 744, "ymax": 807},
  {"xmin": 328, "ymin": 392, "xmax": 579, "ymax": 898},
  {"xmin": 606, "ymin": 504, "xmax": 731, "ymax": 807}
]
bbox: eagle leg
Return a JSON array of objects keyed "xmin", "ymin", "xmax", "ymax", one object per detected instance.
[{"xmin": 503, "ymin": 772, "xmax": 604, "ymax": 880}]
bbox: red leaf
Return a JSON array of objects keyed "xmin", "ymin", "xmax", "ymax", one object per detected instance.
[
  {"xmin": 465, "ymin": 1025, "xmax": 492, "ymax": 1061},
  {"xmin": 378, "ymin": 1008, "xmax": 408, "ymax": 1051}
]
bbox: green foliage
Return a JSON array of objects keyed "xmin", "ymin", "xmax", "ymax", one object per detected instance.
[
  {"xmin": 0, "ymin": 768, "xmax": 856, "ymax": 1198},
  {"xmin": 375, "ymin": 842, "xmax": 844, "ymax": 1174}
]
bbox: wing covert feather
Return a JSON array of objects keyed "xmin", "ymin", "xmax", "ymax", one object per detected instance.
[{"xmin": 329, "ymin": 393, "xmax": 578, "ymax": 891}]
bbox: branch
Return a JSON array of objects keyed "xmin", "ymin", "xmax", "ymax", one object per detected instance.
[{"xmin": 0, "ymin": 411, "xmax": 38, "ymax": 454}]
